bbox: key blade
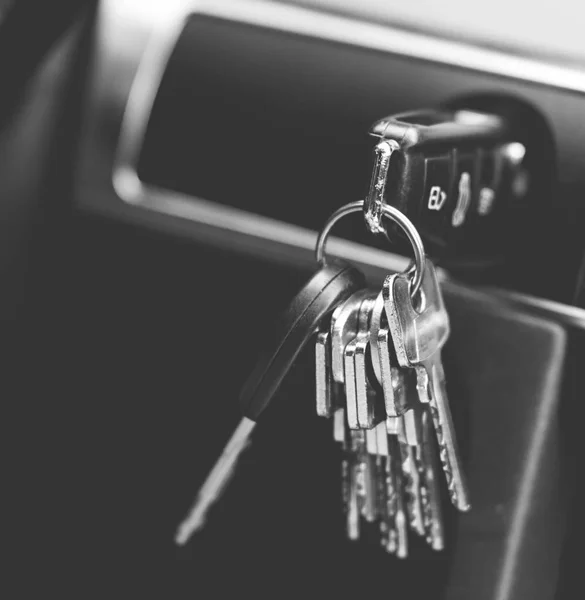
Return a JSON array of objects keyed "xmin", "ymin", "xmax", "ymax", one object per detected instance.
[
  {"xmin": 419, "ymin": 361, "xmax": 471, "ymax": 512},
  {"xmin": 407, "ymin": 404, "xmax": 444, "ymax": 550},
  {"xmin": 175, "ymin": 417, "xmax": 256, "ymax": 545},
  {"xmin": 386, "ymin": 436, "xmax": 409, "ymax": 558},
  {"xmin": 421, "ymin": 407, "xmax": 445, "ymax": 551},
  {"xmin": 333, "ymin": 407, "xmax": 346, "ymax": 445},
  {"xmin": 397, "ymin": 433, "xmax": 425, "ymax": 536}
]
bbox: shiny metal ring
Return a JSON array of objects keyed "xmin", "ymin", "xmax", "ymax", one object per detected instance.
[{"xmin": 315, "ymin": 200, "xmax": 426, "ymax": 297}]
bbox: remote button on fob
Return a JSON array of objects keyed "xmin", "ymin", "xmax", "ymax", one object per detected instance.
[
  {"xmin": 421, "ymin": 152, "xmax": 455, "ymax": 246},
  {"xmin": 450, "ymin": 149, "xmax": 478, "ymax": 230}
]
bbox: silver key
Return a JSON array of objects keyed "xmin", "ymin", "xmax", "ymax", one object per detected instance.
[
  {"xmin": 369, "ymin": 293, "xmax": 414, "ymax": 552},
  {"xmin": 403, "ymin": 401, "xmax": 445, "ymax": 549},
  {"xmin": 354, "ymin": 294, "xmax": 386, "ymax": 429},
  {"xmin": 331, "ymin": 290, "xmax": 370, "ymax": 429},
  {"xmin": 331, "ymin": 290, "xmax": 370, "ymax": 540},
  {"xmin": 368, "ymin": 421, "xmax": 408, "ymax": 558},
  {"xmin": 344, "ymin": 295, "xmax": 379, "ymax": 521},
  {"xmin": 327, "ymin": 335, "xmax": 358, "ymax": 541},
  {"xmin": 366, "ymin": 424, "xmax": 384, "ymax": 528},
  {"xmin": 373, "ymin": 427, "xmax": 395, "ymax": 554},
  {"xmin": 397, "ymin": 404, "xmax": 426, "ymax": 536},
  {"xmin": 370, "ymin": 307, "xmax": 419, "ymax": 548},
  {"xmin": 315, "ymin": 320, "xmax": 333, "ymax": 418},
  {"xmin": 384, "ymin": 260, "xmax": 471, "ymax": 512},
  {"xmin": 327, "ymin": 316, "xmax": 356, "ymax": 540},
  {"xmin": 337, "ymin": 415, "xmax": 360, "ymax": 541},
  {"xmin": 331, "ymin": 291, "xmax": 367, "ymax": 532},
  {"xmin": 344, "ymin": 340, "xmax": 360, "ymax": 430},
  {"xmin": 376, "ymin": 363, "xmax": 425, "ymax": 538},
  {"xmin": 420, "ymin": 406, "xmax": 445, "ymax": 550},
  {"xmin": 370, "ymin": 292, "xmax": 412, "ymax": 425},
  {"xmin": 331, "ymin": 290, "xmax": 370, "ymax": 383},
  {"xmin": 352, "ymin": 428, "xmax": 377, "ymax": 522},
  {"xmin": 330, "ymin": 292, "xmax": 372, "ymax": 534},
  {"xmin": 387, "ymin": 432, "xmax": 409, "ymax": 558}
]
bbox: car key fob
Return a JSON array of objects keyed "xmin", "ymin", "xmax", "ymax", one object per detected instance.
[{"xmin": 365, "ymin": 105, "xmax": 543, "ymax": 272}]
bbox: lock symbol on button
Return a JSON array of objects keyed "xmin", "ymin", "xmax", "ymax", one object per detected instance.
[{"xmin": 428, "ymin": 186, "xmax": 447, "ymax": 211}]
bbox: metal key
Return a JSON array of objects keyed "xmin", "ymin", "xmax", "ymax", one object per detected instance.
[
  {"xmin": 326, "ymin": 380, "xmax": 361, "ymax": 542},
  {"xmin": 342, "ymin": 294, "xmax": 380, "ymax": 523},
  {"xmin": 387, "ymin": 432, "xmax": 409, "ymax": 558},
  {"xmin": 370, "ymin": 296, "xmax": 421, "ymax": 545},
  {"xmin": 175, "ymin": 262, "xmax": 365, "ymax": 545},
  {"xmin": 372, "ymin": 426, "xmax": 394, "ymax": 553},
  {"xmin": 369, "ymin": 308, "xmax": 421, "ymax": 539},
  {"xmin": 372, "ymin": 292, "xmax": 444, "ymax": 546},
  {"xmin": 353, "ymin": 427, "xmax": 377, "ymax": 523},
  {"xmin": 384, "ymin": 259, "xmax": 471, "ymax": 512},
  {"xmin": 330, "ymin": 291, "xmax": 371, "ymax": 532},
  {"xmin": 366, "ymin": 424, "xmax": 384, "ymax": 523},
  {"xmin": 331, "ymin": 290, "xmax": 371, "ymax": 429},
  {"xmin": 315, "ymin": 318, "xmax": 333, "ymax": 418},
  {"xmin": 367, "ymin": 420, "xmax": 408, "ymax": 558},
  {"xmin": 402, "ymin": 401, "xmax": 445, "ymax": 549},
  {"xmin": 353, "ymin": 294, "xmax": 386, "ymax": 429},
  {"xmin": 395, "ymin": 375, "xmax": 426, "ymax": 537},
  {"xmin": 336, "ymin": 406, "xmax": 360, "ymax": 541},
  {"xmin": 370, "ymin": 291, "xmax": 413, "ymax": 425},
  {"xmin": 420, "ymin": 405, "xmax": 445, "ymax": 550}
]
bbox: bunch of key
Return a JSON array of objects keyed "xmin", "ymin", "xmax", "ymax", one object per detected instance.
[
  {"xmin": 315, "ymin": 258, "xmax": 470, "ymax": 558},
  {"xmin": 175, "ymin": 200, "xmax": 470, "ymax": 552}
]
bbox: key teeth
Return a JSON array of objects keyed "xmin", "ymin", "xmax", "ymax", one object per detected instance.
[
  {"xmin": 381, "ymin": 459, "xmax": 402, "ymax": 556},
  {"xmin": 427, "ymin": 398, "xmax": 459, "ymax": 507},
  {"xmin": 417, "ymin": 462, "xmax": 433, "ymax": 536},
  {"xmin": 420, "ymin": 480, "xmax": 443, "ymax": 550},
  {"xmin": 401, "ymin": 452, "xmax": 424, "ymax": 534},
  {"xmin": 420, "ymin": 369, "xmax": 470, "ymax": 512}
]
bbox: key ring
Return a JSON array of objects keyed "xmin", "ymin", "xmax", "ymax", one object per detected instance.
[{"xmin": 315, "ymin": 200, "xmax": 426, "ymax": 297}]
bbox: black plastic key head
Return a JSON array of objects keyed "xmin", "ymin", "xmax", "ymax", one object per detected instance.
[
  {"xmin": 176, "ymin": 261, "xmax": 365, "ymax": 544},
  {"xmin": 240, "ymin": 261, "xmax": 365, "ymax": 421},
  {"xmin": 365, "ymin": 105, "xmax": 541, "ymax": 280}
]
